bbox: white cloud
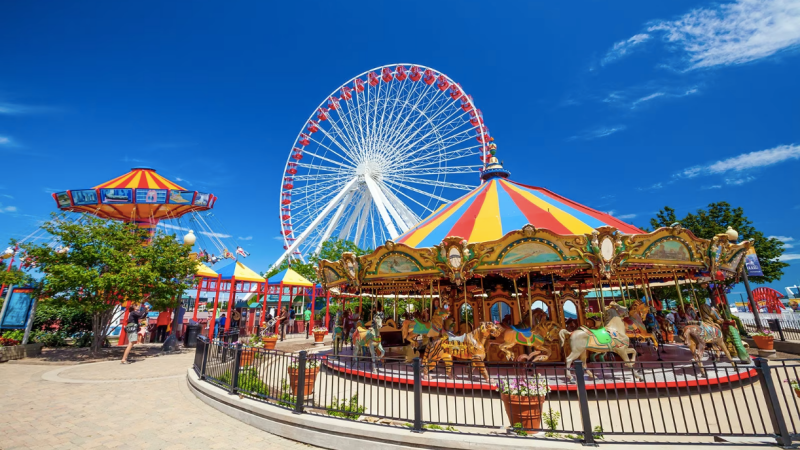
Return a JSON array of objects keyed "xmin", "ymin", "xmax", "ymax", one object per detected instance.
[
  {"xmin": 158, "ymin": 223, "xmax": 191, "ymax": 232},
  {"xmin": 606, "ymin": 210, "xmax": 617, "ymax": 216},
  {"xmin": 617, "ymin": 213, "xmax": 637, "ymax": 219},
  {"xmin": 273, "ymin": 236, "xmax": 286, "ymax": 241},
  {"xmin": 638, "ymin": 182, "xmax": 664, "ymax": 191},
  {"xmin": 676, "ymin": 144, "xmax": 800, "ymax": 181},
  {"xmin": 2, "ymin": 194, "xmax": 13, "ymax": 199},
  {"xmin": 725, "ymin": 176, "xmax": 756, "ymax": 185},
  {"xmin": 175, "ymin": 177, "xmax": 193, "ymax": 186},
  {"xmin": 0, "ymin": 137, "xmax": 10, "ymax": 145},
  {"xmin": 238, "ymin": 236, "xmax": 253, "ymax": 241},
  {"xmin": 0, "ymin": 102, "xmax": 56, "ymax": 115},
  {"xmin": 602, "ymin": 34, "xmax": 652, "ymax": 65},
  {"xmin": 648, "ymin": 0, "xmax": 800, "ymax": 70},
  {"xmin": 702, "ymin": 185, "xmax": 723, "ymax": 189},
  {"xmin": 780, "ymin": 253, "xmax": 800, "ymax": 261},
  {"xmin": 568, "ymin": 125, "xmax": 627, "ymax": 141},
  {"xmin": 201, "ymin": 231, "xmax": 231, "ymax": 239},
  {"xmin": 770, "ymin": 235, "xmax": 795, "ymax": 248},
  {"xmin": 631, "ymin": 92, "xmax": 665, "ymax": 106},
  {"xmin": 0, "ymin": 205, "xmax": 17, "ymax": 213}
]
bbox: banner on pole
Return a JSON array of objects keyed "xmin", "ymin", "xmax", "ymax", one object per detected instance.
[
  {"xmin": 745, "ymin": 248, "xmax": 764, "ymax": 277},
  {"xmin": 0, "ymin": 288, "xmax": 35, "ymax": 329}
]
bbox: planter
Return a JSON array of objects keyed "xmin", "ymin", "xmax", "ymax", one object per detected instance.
[
  {"xmin": 794, "ymin": 389, "xmax": 800, "ymax": 399},
  {"xmin": 500, "ymin": 393, "xmax": 545, "ymax": 430},
  {"xmin": 0, "ymin": 343, "xmax": 43, "ymax": 362},
  {"xmin": 262, "ymin": 336, "xmax": 278, "ymax": 350},
  {"xmin": 753, "ymin": 335, "xmax": 774, "ymax": 350},
  {"xmin": 288, "ymin": 366, "xmax": 320, "ymax": 396},
  {"xmin": 313, "ymin": 331, "xmax": 326, "ymax": 343},
  {"xmin": 240, "ymin": 349, "xmax": 255, "ymax": 367}
]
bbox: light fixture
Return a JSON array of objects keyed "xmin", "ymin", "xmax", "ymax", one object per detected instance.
[
  {"xmin": 184, "ymin": 229, "xmax": 196, "ymax": 246},
  {"xmin": 725, "ymin": 226, "xmax": 739, "ymax": 242}
]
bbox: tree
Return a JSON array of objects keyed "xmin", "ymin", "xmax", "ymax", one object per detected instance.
[
  {"xmin": 649, "ymin": 202, "xmax": 789, "ymax": 283},
  {"xmin": 19, "ymin": 216, "xmax": 197, "ymax": 354},
  {"xmin": 264, "ymin": 238, "xmax": 371, "ymax": 283}
]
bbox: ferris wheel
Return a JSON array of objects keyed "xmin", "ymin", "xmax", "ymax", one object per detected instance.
[{"xmin": 275, "ymin": 64, "xmax": 491, "ymax": 267}]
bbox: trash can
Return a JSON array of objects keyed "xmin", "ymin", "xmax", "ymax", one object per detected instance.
[
  {"xmin": 296, "ymin": 320, "xmax": 306, "ymax": 334},
  {"xmin": 184, "ymin": 324, "xmax": 201, "ymax": 348}
]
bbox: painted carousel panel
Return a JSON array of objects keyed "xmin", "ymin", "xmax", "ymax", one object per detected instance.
[
  {"xmin": 500, "ymin": 242, "xmax": 561, "ymax": 265},
  {"xmin": 377, "ymin": 254, "xmax": 421, "ymax": 274}
]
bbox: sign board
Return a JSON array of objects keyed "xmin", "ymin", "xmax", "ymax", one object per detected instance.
[
  {"xmin": 194, "ymin": 192, "xmax": 211, "ymax": 207},
  {"xmin": 71, "ymin": 189, "xmax": 98, "ymax": 206},
  {"xmin": 136, "ymin": 188, "xmax": 168, "ymax": 204},
  {"xmin": 0, "ymin": 288, "xmax": 35, "ymax": 329},
  {"xmin": 100, "ymin": 188, "xmax": 133, "ymax": 204},
  {"xmin": 745, "ymin": 248, "xmax": 764, "ymax": 277},
  {"xmin": 55, "ymin": 192, "xmax": 72, "ymax": 208},
  {"xmin": 168, "ymin": 190, "xmax": 194, "ymax": 204}
]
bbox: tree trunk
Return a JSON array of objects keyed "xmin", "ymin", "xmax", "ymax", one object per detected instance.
[{"xmin": 90, "ymin": 308, "xmax": 115, "ymax": 355}]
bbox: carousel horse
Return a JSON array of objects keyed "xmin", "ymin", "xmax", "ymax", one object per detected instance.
[
  {"xmin": 343, "ymin": 310, "xmax": 359, "ymax": 346},
  {"xmin": 560, "ymin": 302, "xmax": 642, "ymax": 383},
  {"xmin": 624, "ymin": 300, "xmax": 660, "ymax": 349},
  {"xmin": 495, "ymin": 319, "xmax": 561, "ymax": 362},
  {"xmin": 332, "ymin": 311, "xmax": 344, "ymax": 356},
  {"xmin": 698, "ymin": 303, "xmax": 751, "ymax": 366},
  {"xmin": 681, "ymin": 322, "xmax": 739, "ymax": 377},
  {"xmin": 351, "ymin": 311, "xmax": 385, "ymax": 372},
  {"xmin": 421, "ymin": 322, "xmax": 503, "ymax": 382},
  {"xmin": 400, "ymin": 309, "xmax": 449, "ymax": 363}
]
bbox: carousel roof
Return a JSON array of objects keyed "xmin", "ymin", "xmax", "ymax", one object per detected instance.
[
  {"xmin": 195, "ymin": 262, "xmax": 218, "ymax": 278},
  {"xmin": 216, "ymin": 261, "xmax": 265, "ymax": 282},
  {"xmin": 397, "ymin": 166, "xmax": 643, "ymax": 248},
  {"xmin": 94, "ymin": 167, "xmax": 185, "ymax": 190}
]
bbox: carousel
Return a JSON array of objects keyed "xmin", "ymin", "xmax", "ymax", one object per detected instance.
[{"xmin": 318, "ymin": 142, "xmax": 757, "ymax": 389}]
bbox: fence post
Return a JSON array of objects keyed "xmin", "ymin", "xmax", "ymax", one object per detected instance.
[
  {"xmin": 230, "ymin": 342, "xmax": 242, "ymax": 395},
  {"xmin": 200, "ymin": 338, "xmax": 210, "ymax": 380},
  {"xmin": 294, "ymin": 351, "xmax": 307, "ymax": 414},
  {"xmin": 412, "ymin": 357, "xmax": 423, "ymax": 433},
  {"xmin": 754, "ymin": 358, "xmax": 792, "ymax": 448},
  {"xmin": 774, "ymin": 320, "xmax": 786, "ymax": 342},
  {"xmin": 574, "ymin": 361, "xmax": 597, "ymax": 446}
]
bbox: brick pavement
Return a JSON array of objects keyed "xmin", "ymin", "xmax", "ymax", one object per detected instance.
[{"xmin": 0, "ymin": 353, "xmax": 320, "ymax": 450}]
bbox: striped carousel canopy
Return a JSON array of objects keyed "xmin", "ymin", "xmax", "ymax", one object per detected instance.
[
  {"xmin": 94, "ymin": 166, "xmax": 186, "ymax": 190},
  {"xmin": 396, "ymin": 163, "xmax": 643, "ymax": 248}
]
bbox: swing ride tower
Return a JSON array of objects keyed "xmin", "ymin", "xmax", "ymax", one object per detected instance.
[{"xmin": 51, "ymin": 167, "xmax": 217, "ymax": 238}]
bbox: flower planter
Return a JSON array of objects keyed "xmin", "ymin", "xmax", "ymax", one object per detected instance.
[
  {"xmin": 753, "ymin": 335, "xmax": 774, "ymax": 350},
  {"xmin": 501, "ymin": 393, "xmax": 545, "ymax": 430},
  {"xmin": 794, "ymin": 388, "xmax": 800, "ymax": 399},
  {"xmin": 313, "ymin": 331, "xmax": 326, "ymax": 343},
  {"xmin": 262, "ymin": 336, "xmax": 278, "ymax": 350},
  {"xmin": 288, "ymin": 366, "xmax": 320, "ymax": 396},
  {"xmin": 240, "ymin": 349, "xmax": 255, "ymax": 367},
  {"xmin": 0, "ymin": 343, "xmax": 43, "ymax": 362}
]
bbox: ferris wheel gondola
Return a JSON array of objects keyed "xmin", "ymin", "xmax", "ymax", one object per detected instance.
[{"xmin": 274, "ymin": 64, "xmax": 491, "ymax": 268}]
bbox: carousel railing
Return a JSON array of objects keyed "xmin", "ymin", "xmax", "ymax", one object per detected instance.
[{"xmin": 193, "ymin": 338, "xmax": 796, "ymax": 446}]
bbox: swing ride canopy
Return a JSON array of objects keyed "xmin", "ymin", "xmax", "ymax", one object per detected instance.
[
  {"xmin": 51, "ymin": 167, "xmax": 216, "ymax": 235},
  {"xmin": 195, "ymin": 263, "xmax": 218, "ymax": 278},
  {"xmin": 318, "ymin": 146, "xmax": 753, "ymax": 293}
]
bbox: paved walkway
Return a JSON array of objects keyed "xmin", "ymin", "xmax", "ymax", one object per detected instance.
[{"xmin": 0, "ymin": 353, "xmax": 320, "ymax": 450}]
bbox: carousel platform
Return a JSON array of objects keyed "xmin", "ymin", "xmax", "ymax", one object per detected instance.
[{"xmin": 321, "ymin": 344, "xmax": 758, "ymax": 391}]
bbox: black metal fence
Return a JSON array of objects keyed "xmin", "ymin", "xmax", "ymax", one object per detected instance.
[
  {"xmin": 193, "ymin": 336, "xmax": 799, "ymax": 446},
  {"xmin": 741, "ymin": 316, "xmax": 800, "ymax": 342}
]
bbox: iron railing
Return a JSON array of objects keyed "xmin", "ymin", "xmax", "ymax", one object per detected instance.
[
  {"xmin": 741, "ymin": 316, "xmax": 800, "ymax": 342},
  {"xmin": 192, "ymin": 336, "xmax": 797, "ymax": 446}
]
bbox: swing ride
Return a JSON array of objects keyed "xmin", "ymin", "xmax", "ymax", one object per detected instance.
[{"xmin": 318, "ymin": 141, "xmax": 759, "ymax": 390}]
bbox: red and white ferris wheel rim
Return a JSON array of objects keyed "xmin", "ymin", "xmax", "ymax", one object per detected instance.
[{"xmin": 276, "ymin": 63, "xmax": 490, "ymax": 265}]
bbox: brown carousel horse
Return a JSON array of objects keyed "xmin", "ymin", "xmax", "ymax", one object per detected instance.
[
  {"xmin": 495, "ymin": 320, "xmax": 561, "ymax": 362},
  {"xmin": 625, "ymin": 300, "xmax": 660, "ymax": 349},
  {"xmin": 681, "ymin": 322, "xmax": 737, "ymax": 377},
  {"xmin": 559, "ymin": 302, "xmax": 642, "ymax": 383},
  {"xmin": 421, "ymin": 322, "xmax": 503, "ymax": 382},
  {"xmin": 401, "ymin": 309, "xmax": 449, "ymax": 362}
]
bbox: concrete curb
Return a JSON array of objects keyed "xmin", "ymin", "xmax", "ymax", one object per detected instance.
[{"xmin": 186, "ymin": 368, "xmax": 584, "ymax": 450}]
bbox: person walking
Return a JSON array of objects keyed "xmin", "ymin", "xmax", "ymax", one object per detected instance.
[
  {"xmin": 304, "ymin": 307, "xmax": 312, "ymax": 338},
  {"xmin": 278, "ymin": 307, "xmax": 289, "ymax": 341},
  {"xmin": 288, "ymin": 307, "xmax": 296, "ymax": 335},
  {"xmin": 121, "ymin": 303, "xmax": 149, "ymax": 364}
]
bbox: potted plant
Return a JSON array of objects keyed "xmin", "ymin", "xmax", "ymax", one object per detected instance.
[
  {"xmin": 498, "ymin": 375, "xmax": 551, "ymax": 431},
  {"xmin": 288, "ymin": 359, "xmax": 320, "ymax": 396},
  {"xmin": 786, "ymin": 379, "xmax": 800, "ymax": 398},
  {"xmin": 261, "ymin": 333, "xmax": 279, "ymax": 350},
  {"xmin": 313, "ymin": 326, "xmax": 328, "ymax": 344},
  {"xmin": 752, "ymin": 329, "xmax": 774, "ymax": 350}
]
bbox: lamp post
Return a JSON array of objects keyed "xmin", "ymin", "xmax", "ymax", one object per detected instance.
[{"xmin": 727, "ymin": 226, "xmax": 762, "ymax": 330}]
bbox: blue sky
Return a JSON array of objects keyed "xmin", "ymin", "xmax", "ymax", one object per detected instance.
[{"xmin": 0, "ymin": 1, "xmax": 798, "ymax": 295}]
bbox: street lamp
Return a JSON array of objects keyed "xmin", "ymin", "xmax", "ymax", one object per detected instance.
[
  {"xmin": 725, "ymin": 226, "xmax": 739, "ymax": 242},
  {"xmin": 183, "ymin": 230, "xmax": 196, "ymax": 246}
]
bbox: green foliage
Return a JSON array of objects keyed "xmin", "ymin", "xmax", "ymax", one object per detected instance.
[
  {"xmin": 18, "ymin": 215, "xmax": 197, "ymax": 353},
  {"xmin": 543, "ymin": 408, "xmax": 560, "ymax": 437},
  {"xmin": 326, "ymin": 394, "xmax": 366, "ymax": 420},
  {"xmin": 32, "ymin": 331, "xmax": 68, "ymax": 347},
  {"xmin": 2, "ymin": 330, "xmax": 25, "ymax": 341},
  {"xmin": 277, "ymin": 380, "xmax": 296, "ymax": 408},
  {"xmin": 422, "ymin": 424, "xmax": 458, "ymax": 432},
  {"xmin": 33, "ymin": 303, "xmax": 93, "ymax": 335},
  {"xmin": 512, "ymin": 422, "xmax": 529, "ymax": 436},
  {"xmin": 264, "ymin": 238, "xmax": 371, "ymax": 284},
  {"xmin": 74, "ymin": 332, "xmax": 94, "ymax": 348},
  {"xmin": 649, "ymin": 202, "xmax": 788, "ymax": 283},
  {"xmin": 0, "ymin": 258, "xmax": 35, "ymax": 289},
  {"xmin": 593, "ymin": 425, "xmax": 604, "ymax": 440},
  {"xmin": 238, "ymin": 367, "xmax": 269, "ymax": 397}
]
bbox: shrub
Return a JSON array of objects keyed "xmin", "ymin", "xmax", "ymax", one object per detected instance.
[
  {"xmin": 74, "ymin": 332, "xmax": 94, "ymax": 348},
  {"xmin": 0, "ymin": 336, "xmax": 21, "ymax": 347},
  {"xmin": 326, "ymin": 394, "xmax": 366, "ymax": 420},
  {"xmin": 512, "ymin": 422, "xmax": 528, "ymax": 436},
  {"xmin": 238, "ymin": 368, "xmax": 269, "ymax": 397},
  {"xmin": 34, "ymin": 331, "xmax": 68, "ymax": 347},
  {"xmin": 543, "ymin": 408, "xmax": 560, "ymax": 438},
  {"xmin": 2, "ymin": 330, "xmax": 25, "ymax": 342}
]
